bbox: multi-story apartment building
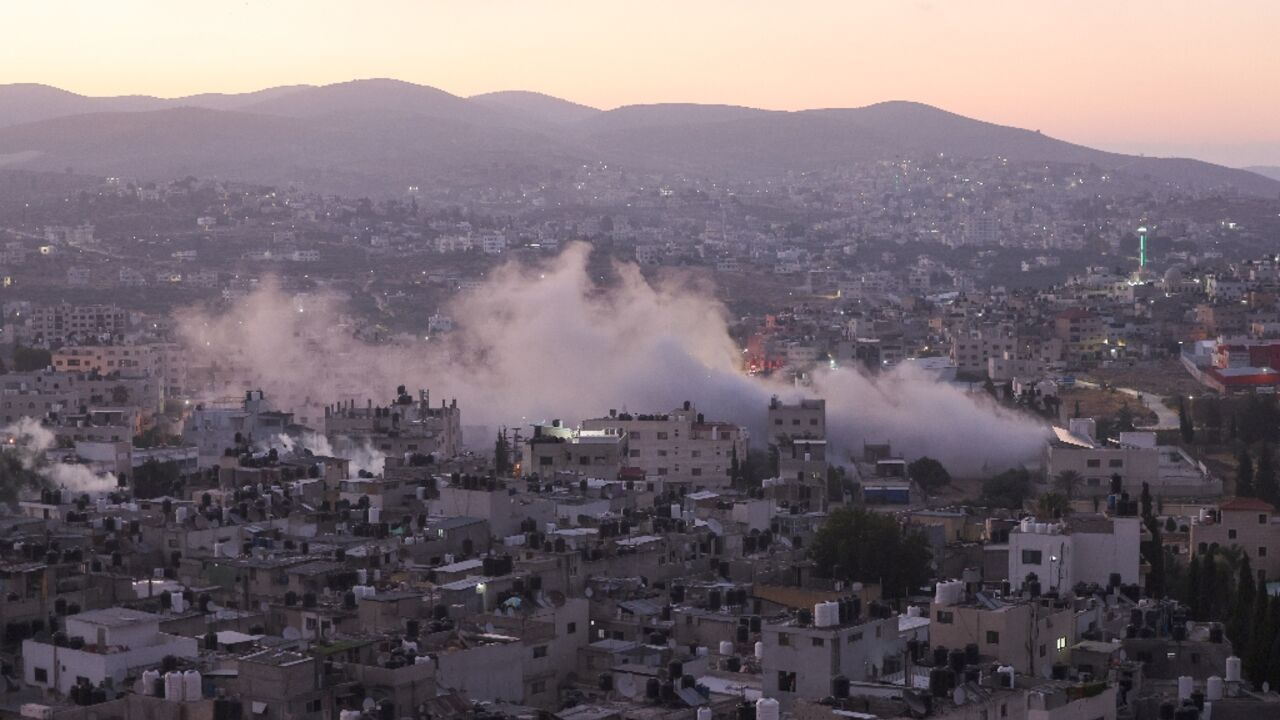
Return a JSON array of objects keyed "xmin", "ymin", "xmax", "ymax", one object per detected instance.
[{"xmin": 580, "ymin": 402, "xmax": 746, "ymax": 489}]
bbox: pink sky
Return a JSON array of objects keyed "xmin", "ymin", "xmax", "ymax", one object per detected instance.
[{"xmin": 3, "ymin": 1, "xmax": 1277, "ymax": 166}]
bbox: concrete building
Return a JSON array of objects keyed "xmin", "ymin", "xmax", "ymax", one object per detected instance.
[
  {"xmin": 929, "ymin": 593, "xmax": 1075, "ymax": 678},
  {"xmin": 1007, "ymin": 514, "xmax": 1142, "ymax": 593},
  {"xmin": 23, "ymin": 608, "xmax": 199, "ymax": 695},
  {"xmin": 1190, "ymin": 497, "xmax": 1280, "ymax": 583},
  {"xmin": 580, "ymin": 403, "xmax": 746, "ymax": 489},
  {"xmin": 760, "ymin": 607, "xmax": 903, "ymax": 710}
]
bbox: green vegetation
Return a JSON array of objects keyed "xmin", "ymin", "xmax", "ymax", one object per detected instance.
[{"xmin": 810, "ymin": 507, "xmax": 932, "ymax": 599}]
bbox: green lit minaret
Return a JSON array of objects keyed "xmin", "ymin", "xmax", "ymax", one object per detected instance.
[{"xmin": 1137, "ymin": 226, "xmax": 1148, "ymax": 269}]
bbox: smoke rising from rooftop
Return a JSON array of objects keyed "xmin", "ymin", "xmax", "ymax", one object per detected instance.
[{"xmin": 177, "ymin": 243, "xmax": 1046, "ymax": 475}]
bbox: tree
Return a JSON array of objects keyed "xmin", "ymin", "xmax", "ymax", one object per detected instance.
[
  {"xmin": 729, "ymin": 445, "xmax": 741, "ymax": 487},
  {"xmin": 494, "ymin": 428, "xmax": 511, "ymax": 475},
  {"xmin": 1228, "ymin": 554, "xmax": 1256, "ymax": 651},
  {"xmin": 12, "ymin": 345, "xmax": 51, "ymax": 373},
  {"xmin": 979, "ymin": 468, "xmax": 1032, "ymax": 509},
  {"xmin": 1247, "ymin": 591, "xmax": 1271, "ymax": 687},
  {"xmin": 1178, "ymin": 397, "xmax": 1195, "ymax": 444},
  {"xmin": 1140, "ymin": 481, "xmax": 1153, "ymax": 523},
  {"xmin": 1035, "ymin": 492, "xmax": 1071, "ymax": 520},
  {"xmin": 810, "ymin": 507, "xmax": 932, "ymax": 599},
  {"xmin": 907, "ymin": 457, "xmax": 951, "ymax": 490},
  {"xmin": 1053, "ymin": 470, "xmax": 1082, "ymax": 498},
  {"xmin": 1201, "ymin": 550, "xmax": 1219, "ymax": 621},
  {"xmin": 1186, "ymin": 555, "xmax": 1202, "ymax": 621},
  {"xmin": 1117, "ymin": 404, "xmax": 1136, "ymax": 434},
  {"xmin": 1144, "ymin": 522, "xmax": 1165, "ymax": 598},
  {"xmin": 1238, "ymin": 449, "xmax": 1257, "ymax": 498},
  {"xmin": 1258, "ymin": 444, "xmax": 1278, "ymax": 506}
]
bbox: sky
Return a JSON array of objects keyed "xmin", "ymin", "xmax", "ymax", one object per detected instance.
[{"xmin": 3, "ymin": 1, "xmax": 1278, "ymax": 167}]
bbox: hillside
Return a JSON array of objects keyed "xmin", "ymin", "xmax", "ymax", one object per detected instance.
[{"xmin": 0, "ymin": 80, "xmax": 1275, "ymax": 196}]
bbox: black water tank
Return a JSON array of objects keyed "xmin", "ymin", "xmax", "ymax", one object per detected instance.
[
  {"xmin": 646, "ymin": 678, "xmax": 660, "ymax": 699},
  {"xmin": 929, "ymin": 668, "xmax": 953, "ymax": 698},
  {"xmin": 933, "ymin": 646, "xmax": 949, "ymax": 667},
  {"xmin": 964, "ymin": 643, "xmax": 979, "ymax": 665},
  {"xmin": 832, "ymin": 675, "xmax": 850, "ymax": 698}
]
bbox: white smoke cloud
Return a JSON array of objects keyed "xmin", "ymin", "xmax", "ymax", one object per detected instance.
[
  {"xmin": 2, "ymin": 417, "xmax": 118, "ymax": 495},
  {"xmin": 176, "ymin": 243, "xmax": 1047, "ymax": 475},
  {"xmin": 263, "ymin": 432, "xmax": 387, "ymax": 477}
]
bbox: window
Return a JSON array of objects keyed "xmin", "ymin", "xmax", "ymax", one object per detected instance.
[
  {"xmin": 629, "ymin": 450, "xmax": 640, "ymax": 458},
  {"xmin": 33, "ymin": 667, "xmax": 47, "ymax": 683},
  {"xmin": 847, "ymin": 631, "xmax": 863, "ymax": 644},
  {"xmin": 1086, "ymin": 459, "xmax": 1101, "ymax": 468},
  {"xmin": 656, "ymin": 432, "xmax": 669, "ymax": 440},
  {"xmin": 539, "ymin": 456, "xmax": 553, "ymax": 466},
  {"xmin": 1261, "ymin": 514, "xmax": 1270, "ymax": 525},
  {"xmin": 630, "ymin": 431, "xmax": 642, "ymax": 439},
  {"xmin": 306, "ymin": 699, "xmax": 322, "ymax": 713},
  {"xmin": 305, "ymin": 617, "xmax": 317, "ymax": 630},
  {"xmin": 1039, "ymin": 644, "xmax": 1047, "ymax": 657},
  {"xmin": 657, "ymin": 468, "xmax": 668, "ymax": 476},
  {"xmin": 986, "ymin": 631, "xmax": 1000, "ymax": 644},
  {"xmin": 1229, "ymin": 529, "xmax": 1237, "ymax": 540},
  {"xmin": 657, "ymin": 450, "xmax": 668, "ymax": 457},
  {"xmin": 1021, "ymin": 549, "xmax": 1043, "ymax": 565},
  {"xmin": 812, "ymin": 637, "xmax": 825, "ymax": 647},
  {"xmin": 777, "ymin": 671, "xmax": 797, "ymax": 692},
  {"xmin": 1260, "ymin": 547, "xmax": 1268, "ymax": 558},
  {"xmin": 579, "ymin": 456, "xmax": 591, "ymax": 466},
  {"xmin": 1056, "ymin": 637, "xmax": 1067, "ymax": 651},
  {"xmin": 1108, "ymin": 459, "xmax": 1123, "ymax": 468},
  {"xmin": 936, "ymin": 611, "xmax": 954, "ymax": 624},
  {"xmin": 778, "ymin": 632, "xmax": 791, "ymax": 646},
  {"xmin": 531, "ymin": 680, "xmax": 546, "ymax": 694},
  {"xmin": 567, "ymin": 622, "xmax": 577, "ymax": 634},
  {"xmin": 692, "ymin": 468, "xmax": 702, "ymax": 476},
  {"xmin": 533, "ymin": 645, "xmax": 548, "ymax": 658}
]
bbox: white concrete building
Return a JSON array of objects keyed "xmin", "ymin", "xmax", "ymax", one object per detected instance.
[
  {"xmin": 1007, "ymin": 514, "xmax": 1142, "ymax": 593},
  {"xmin": 23, "ymin": 608, "xmax": 198, "ymax": 695}
]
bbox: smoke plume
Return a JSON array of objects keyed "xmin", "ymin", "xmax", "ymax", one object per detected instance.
[
  {"xmin": 2, "ymin": 418, "xmax": 118, "ymax": 495},
  {"xmin": 176, "ymin": 243, "xmax": 1047, "ymax": 475}
]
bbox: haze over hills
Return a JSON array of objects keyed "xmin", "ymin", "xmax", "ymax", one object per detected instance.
[
  {"xmin": 1246, "ymin": 166, "xmax": 1280, "ymax": 182},
  {"xmin": 0, "ymin": 79, "xmax": 1275, "ymax": 196}
]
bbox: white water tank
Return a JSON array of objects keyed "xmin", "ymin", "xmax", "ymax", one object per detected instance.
[
  {"xmin": 1178, "ymin": 675, "xmax": 1193, "ymax": 700},
  {"xmin": 1020, "ymin": 518, "xmax": 1034, "ymax": 533},
  {"xmin": 171, "ymin": 592, "xmax": 185, "ymax": 613},
  {"xmin": 357, "ymin": 569, "xmax": 368, "ymax": 584},
  {"xmin": 756, "ymin": 697, "xmax": 780, "ymax": 720},
  {"xmin": 183, "ymin": 670, "xmax": 201, "ymax": 701},
  {"xmin": 907, "ymin": 605, "xmax": 922, "ymax": 618},
  {"xmin": 176, "ymin": 506, "xmax": 189, "ymax": 523},
  {"xmin": 696, "ymin": 646, "xmax": 708, "ymax": 656},
  {"xmin": 1226, "ymin": 656, "xmax": 1242, "ymax": 682},
  {"xmin": 142, "ymin": 669, "xmax": 160, "ymax": 695},
  {"xmin": 697, "ymin": 707, "xmax": 713, "ymax": 720},
  {"xmin": 719, "ymin": 640, "xmax": 734, "ymax": 655},
  {"xmin": 814, "ymin": 601, "xmax": 840, "ymax": 627},
  {"xmin": 416, "ymin": 486, "xmax": 426, "ymax": 501},
  {"xmin": 164, "ymin": 671, "xmax": 184, "ymax": 701},
  {"xmin": 1207, "ymin": 676, "xmax": 1224, "ymax": 700},
  {"xmin": 414, "ymin": 655, "xmax": 432, "ymax": 666},
  {"xmin": 754, "ymin": 641, "xmax": 764, "ymax": 659}
]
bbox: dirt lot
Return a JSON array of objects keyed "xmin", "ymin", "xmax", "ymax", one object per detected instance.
[
  {"xmin": 1058, "ymin": 387, "xmax": 1158, "ymax": 426},
  {"xmin": 1084, "ymin": 359, "xmax": 1204, "ymax": 398}
]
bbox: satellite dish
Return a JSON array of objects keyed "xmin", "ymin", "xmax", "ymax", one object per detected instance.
[
  {"xmin": 584, "ymin": 588, "xmax": 593, "ymax": 598},
  {"xmin": 362, "ymin": 698, "xmax": 376, "ymax": 712}
]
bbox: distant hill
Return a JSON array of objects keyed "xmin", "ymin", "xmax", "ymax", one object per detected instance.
[
  {"xmin": 1246, "ymin": 166, "xmax": 1280, "ymax": 182},
  {"xmin": 0, "ymin": 79, "xmax": 1276, "ymax": 196},
  {"xmin": 470, "ymin": 91, "xmax": 600, "ymax": 125}
]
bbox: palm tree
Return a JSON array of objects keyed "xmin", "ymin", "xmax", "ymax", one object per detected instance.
[
  {"xmin": 1053, "ymin": 470, "xmax": 1083, "ymax": 498},
  {"xmin": 1036, "ymin": 492, "xmax": 1072, "ymax": 520}
]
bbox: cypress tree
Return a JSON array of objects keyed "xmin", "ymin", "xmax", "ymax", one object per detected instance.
[
  {"xmin": 1258, "ymin": 444, "xmax": 1278, "ymax": 506},
  {"xmin": 1201, "ymin": 551, "xmax": 1218, "ymax": 620},
  {"xmin": 1187, "ymin": 555, "xmax": 1202, "ymax": 620},
  {"xmin": 1229, "ymin": 554, "xmax": 1256, "ymax": 651},
  {"xmin": 1238, "ymin": 449, "xmax": 1256, "ymax": 498},
  {"xmin": 1248, "ymin": 592, "xmax": 1272, "ymax": 687}
]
